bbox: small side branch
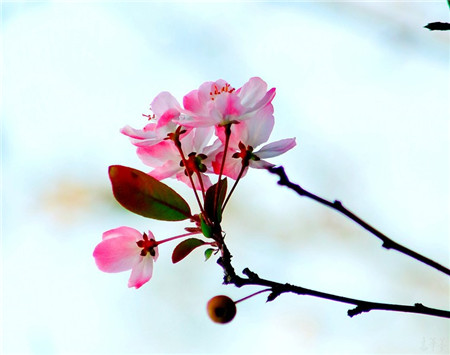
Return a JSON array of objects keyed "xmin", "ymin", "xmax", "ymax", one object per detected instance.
[
  {"xmin": 267, "ymin": 166, "xmax": 450, "ymax": 276},
  {"xmin": 222, "ymin": 266, "xmax": 450, "ymax": 319},
  {"xmin": 424, "ymin": 22, "xmax": 450, "ymax": 31}
]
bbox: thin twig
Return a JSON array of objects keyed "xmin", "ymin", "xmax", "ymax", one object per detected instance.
[
  {"xmin": 217, "ymin": 265, "xmax": 450, "ymax": 319},
  {"xmin": 267, "ymin": 166, "xmax": 450, "ymax": 276}
]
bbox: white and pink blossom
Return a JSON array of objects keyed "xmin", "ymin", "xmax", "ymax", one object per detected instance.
[
  {"xmin": 213, "ymin": 104, "xmax": 296, "ymax": 179},
  {"xmin": 121, "ymin": 91, "xmax": 189, "ymax": 147}
]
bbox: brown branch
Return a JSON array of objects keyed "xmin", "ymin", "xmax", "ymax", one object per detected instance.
[
  {"xmin": 216, "ymin": 259, "xmax": 450, "ymax": 319},
  {"xmin": 267, "ymin": 166, "xmax": 450, "ymax": 277}
]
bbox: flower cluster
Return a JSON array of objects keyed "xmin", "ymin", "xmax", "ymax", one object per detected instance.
[
  {"xmin": 94, "ymin": 77, "xmax": 296, "ymax": 288},
  {"xmin": 121, "ymin": 77, "xmax": 296, "ymax": 187}
]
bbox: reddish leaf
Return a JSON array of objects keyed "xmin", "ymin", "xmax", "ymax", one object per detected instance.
[
  {"xmin": 109, "ymin": 165, "xmax": 191, "ymax": 221},
  {"xmin": 172, "ymin": 238, "xmax": 206, "ymax": 264}
]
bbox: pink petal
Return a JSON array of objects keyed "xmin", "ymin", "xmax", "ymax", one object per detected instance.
[
  {"xmin": 197, "ymin": 81, "xmax": 216, "ymax": 106},
  {"xmin": 249, "ymin": 87, "xmax": 276, "ymax": 112},
  {"xmin": 121, "ymin": 124, "xmax": 156, "ymax": 140},
  {"xmin": 235, "ymin": 105, "xmax": 274, "ymax": 148},
  {"xmin": 93, "ymin": 235, "xmax": 140, "ymax": 273},
  {"xmin": 175, "ymin": 113, "xmax": 218, "ymax": 128},
  {"xmin": 254, "ymin": 138, "xmax": 297, "ymax": 159},
  {"xmin": 151, "ymin": 91, "xmax": 181, "ymax": 118},
  {"xmin": 213, "ymin": 92, "xmax": 245, "ymax": 121},
  {"xmin": 175, "ymin": 170, "xmax": 212, "ymax": 190},
  {"xmin": 148, "ymin": 161, "xmax": 181, "ymax": 180},
  {"xmin": 192, "ymin": 127, "xmax": 214, "ymax": 152},
  {"xmin": 128, "ymin": 256, "xmax": 154, "ymax": 289},
  {"xmin": 237, "ymin": 77, "xmax": 268, "ymax": 107},
  {"xmin": 156, "ymin": 108, "xmax": 180, "ymax": 129},
  {"xmin": 249, "ymin": 159, "xmax": 275, "ymax": 170},
  {"xmin": 137, "ymin": 140, "xmax": 177, "ymax": 167},
  {"xmin": 212, "ymin": 150, "xmax": 247, "ymax": 180},
  {"xmin": 183, "ymin": 89, "xmax": 203, "ymax": 113},
  {"xmin": 102, "ymin": 226, "xmax": 143, "ymax": 241}
]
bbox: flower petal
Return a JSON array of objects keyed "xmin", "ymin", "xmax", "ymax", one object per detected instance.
[
  {"xmin": 254, "ymin": 138, "xmax": 297, "ymax": 159},
  {"xmin": 212, "ymin": 150, "xmax": 247, "ymax": 180},
  {"xmin": 249, "ymin": 159, "xmax": 275, "ymax": 170},
  {"xmin": 137, "ymin": 140, "xmax": 177, "ymax": 167},
  {"xmin": 237, "ymin": 77, "xmax": 269, "ymax": 107},
  {"xmin": 151, "ymin": 91, "xmax": 181, "ymax": 118},
  {"xmin": 128, "ymin": 256, "xmax": 154, "ymax": 289},
  {"xmin": 236, "ymin": 104, "xmax": 274, "ymax": 148},
  {"xmin": 93, "ymin": 235, "xmax": 140, "ymax": 273},
  {"xmin": 176, "ymin": 170, "xmax": 212, "ymax": 190},
  {"xmin": 148, "ymin": 161, "xmax": 181, "ymax": 181},
  {"xmin": 213, "ymin": 92, "xmax": 245, "ymax": 122},
  {"xmin": 102, "ymin": 226, "xmax": 143, "ymax": 241}
]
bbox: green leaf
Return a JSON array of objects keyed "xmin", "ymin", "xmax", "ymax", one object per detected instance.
[
  {"xmin": 200, "ymin": 214, "xmax": 213, "ymax": 238},
  {"xmin": 204, "ymin": 178, "xmax": 227, "ymax": 223},
  {"xmin": 204, "ymin": 248, "xmax": 214, "ymax": 261},
  {"xmin": 172, "ymin": 238, "xmax": 206, "ymax": 264},
  {"xmin": 109, "ymin": 165, "xmax": 192, "ymax": 221}
]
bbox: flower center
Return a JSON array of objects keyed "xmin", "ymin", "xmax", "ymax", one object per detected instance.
[
  {"xmin": 136, "ymin": 233, "xmax": 157, "ymax": 257},
  {"xmin": 180, "ymin": 152, "xmax": 208, "ymax": 176},
  {"xmin": 209, "ymin": 83, "xmax": 235, "ymax": 101},
  {"xmin": 232, "ymin": 142, "xmax": 260, "ymax": 166}
]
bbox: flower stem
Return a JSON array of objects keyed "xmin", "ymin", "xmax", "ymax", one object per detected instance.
[
  {"xmin": 195, "ymin": 170, "xmax": 207, "ymax": 201},
  {"xmin": 214, "ymin": 124, "xmax": 232, "ymax": 215},
  {"xmin": 222, "ymin": 161, "xmax": 247, "ymax": 212},
  {"xmin": 157, "ymin": 231, "xmax": 201, "ymax": 245},
  {"xmin": 175, "ymin": 141, "xmax": 206, "ymax": 217},
  {"xmin": 234, "ymin": 289, "xmax": 272, "ymax": 304}
]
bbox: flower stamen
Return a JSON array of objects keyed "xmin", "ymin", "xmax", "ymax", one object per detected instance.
[
  {"xmin": 209, "ymin": 83, "xmax": 235, "ymax": 101},
  {"xmin": 137, "ymin": 232, "xmax": 157, "ymax": 256}
]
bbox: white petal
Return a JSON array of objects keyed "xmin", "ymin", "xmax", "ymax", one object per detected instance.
[{"xmin": 254, "ymin": 138, "xmax": 297, "ymax": 159}]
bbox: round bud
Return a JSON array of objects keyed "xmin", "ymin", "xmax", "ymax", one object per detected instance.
[{"xmin": 206, "ymin": 295, "xmax": 237, "ymax": 324}]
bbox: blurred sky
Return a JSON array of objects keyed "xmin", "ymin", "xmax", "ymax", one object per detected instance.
[{"xmin": 2, "ymin": 1, "xmax": 449, "ymax": 354}]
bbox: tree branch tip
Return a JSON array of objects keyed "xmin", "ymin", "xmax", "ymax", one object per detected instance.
[
  {"xmin": 424, "ymin": 22, "xmax": 450, "ymax": 31},
  {"xmin": 266, "ymin": 291, "xmax": 281, "ymax": 302},
  {"xmin": 242, "ymin": 268, "xmax": 259, "ymax": 279},
  {"xmin": 347, "ymin": 306, "xmax": 366, "ymax": 317}
]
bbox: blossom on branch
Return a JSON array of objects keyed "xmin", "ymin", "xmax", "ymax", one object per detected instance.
[
  {"xmin": 121, "ymin": 91, "xmax": 189, "ymax": 147},
  {"xmin": 93, "ymin": 226, "xmax": 159, "ymax": 289},
  {"xmin": 120, "ymin": 77, "xmax": 295, "ymax": 188},
  {"xmin": 179, "ymin": 77, "xmax": 276, "ymax": 127},
  {"xmin": 213, "ymin": 105, "xmax": 296, "ymax": 179}
]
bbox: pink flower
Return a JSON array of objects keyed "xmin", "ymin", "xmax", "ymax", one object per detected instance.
[
  {"xmin": 179, "ymin": 77, "xmax": 276, "ymax": 127},
  {"xmin": 213, "ymin": 104, "xmax": 296, "ymax": 179},
  {"xmin": 93, "ymin": 226, "xmax": 159, "ymax": 289},
  {"xmin": 121, "ymin": 92, "xmax": 189, "ymax": 147}
]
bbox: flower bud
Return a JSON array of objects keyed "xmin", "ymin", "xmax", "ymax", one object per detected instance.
[{"xmin": 206, "ymin": 295, "xmax": 236, "ymax": 324}]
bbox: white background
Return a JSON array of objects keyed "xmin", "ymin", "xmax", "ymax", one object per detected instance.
[{"xmin": 2, "ymin": 1, "xmax": 449, "ymax": 354}]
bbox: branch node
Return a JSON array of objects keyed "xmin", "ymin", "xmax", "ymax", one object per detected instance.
[
  {"xmin": 242, "ymin": 268, "xmax": 259, "ymax": 280},
  {"xmin": 267, "ymin": 291, "xmax": 281, "ymax": 302},
  {"xmin": 333, "ymin": 200, "xmax": 343, "ymax": 208},
  {"xmin": 347, "ymin": 305, "xmax": 369, "ymax": 317}
]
